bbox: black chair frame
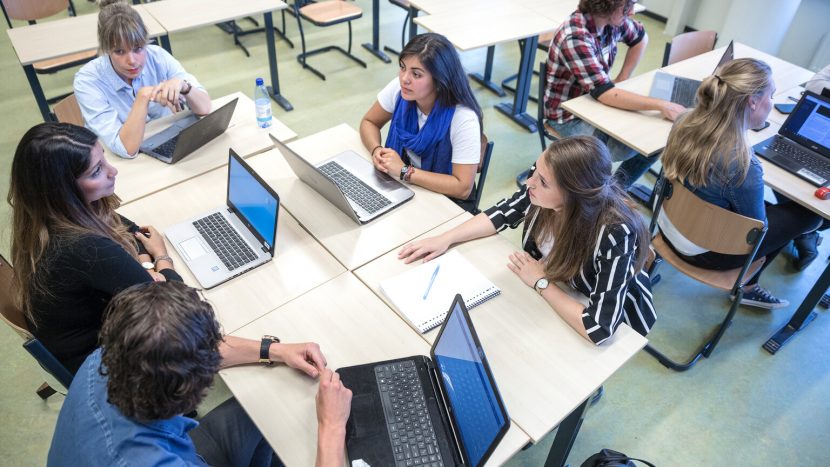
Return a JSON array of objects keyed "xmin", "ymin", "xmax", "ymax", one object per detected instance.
[{"xmin": 294, "ymin": 0, "xmax": 367, "ymax": 81}]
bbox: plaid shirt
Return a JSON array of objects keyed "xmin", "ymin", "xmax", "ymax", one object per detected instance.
[{"xmin": 544, "ymin": 11, "xmax": 645, "ymax": 123}]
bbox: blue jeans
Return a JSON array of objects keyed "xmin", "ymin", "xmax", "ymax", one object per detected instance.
[
  {"xmin": 189, "ymin": 398, "xmax": 280, "ymax": 467},
  {"xmin": 547, "ymin": 118, "xmax": 658, "ymax": 187}
]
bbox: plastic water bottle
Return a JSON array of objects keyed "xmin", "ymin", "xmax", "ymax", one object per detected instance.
[{"xmin": 254, "ymin": 78, "xmax": 273, "ymax": 129}]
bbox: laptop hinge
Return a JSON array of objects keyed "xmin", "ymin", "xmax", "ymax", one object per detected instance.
[{"xmin": 426, "ymin": 360, "xmax": 466, "ymax": 465}]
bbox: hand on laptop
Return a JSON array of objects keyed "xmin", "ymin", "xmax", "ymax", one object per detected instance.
[
  {"xmin": 270, "ymin": 342, "xmax": 328, "ymax": 378},
  {"xmin": 660, "ymin": 101, "xmax": 686, "ymax": 121}
]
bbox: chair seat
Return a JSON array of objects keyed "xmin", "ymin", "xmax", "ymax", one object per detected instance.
[
  {"xmin": 33, "ymin": 49, "xmax": 97, "ymax": 73},
  {"xmin": 542, "ymin": 121, "xmax": 563, "ymax": 140},
  {"xmin": 300, "ymin": 1, "xmax": 362, "ymax": 26},
  {"xmin": 537, "ymin": 31, "xmax": 555, "ymax": 52},
  {"xmin": 389, "ymin": 0, "xmax": 410, "ymax": 8},
  {"xmin": 652, "ymin": 234, "xmax": 765, "ymax": 291}
]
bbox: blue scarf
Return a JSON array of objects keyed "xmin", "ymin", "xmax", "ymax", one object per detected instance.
[{"xmin": 385, "ymin": 93, "xmax": 455, "ymax": 174}]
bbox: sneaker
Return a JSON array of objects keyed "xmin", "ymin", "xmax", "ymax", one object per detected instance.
[{"xmin": 739, "ymin": 285, "xmax": 789, "ymax": 309}]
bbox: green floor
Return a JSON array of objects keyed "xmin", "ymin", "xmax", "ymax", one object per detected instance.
[{"xmin": 1, "ymin": 2, "xmax": 828, "ymax": 465}]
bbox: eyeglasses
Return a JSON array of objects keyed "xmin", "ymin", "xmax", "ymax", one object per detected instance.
[{"xmin": 623, "ymin": 0, "xmax": 638, "ymax": 15}]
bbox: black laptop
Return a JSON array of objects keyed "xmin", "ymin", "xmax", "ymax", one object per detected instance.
[
  {"xmin": 338, "ymin": 295, "xmax": 510, "ymax": 467},
  {"xmin": 754, "ymin": 91, "xmax": 830, "ymax": 186}
]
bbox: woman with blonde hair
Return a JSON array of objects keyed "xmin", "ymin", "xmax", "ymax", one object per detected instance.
[
  {"xmin": 8, "ymin": 122, "xmax": 181, "ymax": 373},
  {"xmin": 74, "ymin": 0, "xmax": 211, "ymax": 158},
  {"xmin": 399, "ymin": 136, "xmax": 655, "ymax": 344},
  {"xmin": 659, "ymin": 58, "xmax": 821, "ymax": 309}
]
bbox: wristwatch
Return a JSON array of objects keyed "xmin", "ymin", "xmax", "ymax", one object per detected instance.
[
  {"xmin": 181, "ymin": 80, "xmax": 192, "ymax": 95},
  {"xmin": 259, "ymin": 335, "xmax": 280, "ymax": 365},
  {"xmin": 399, "ymin": 165, "xmax": 411, "ymax": 181},
  {"xmin": 533, "ymin": 277, "xmax": 550, "ymax": 294},
  {"xmin": 141, "ymin": 261, "xmax": 154, "ymax": 270}
]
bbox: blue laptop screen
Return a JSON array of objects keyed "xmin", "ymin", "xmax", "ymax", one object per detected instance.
[
  {"xmin": 433, "ymin": 302, "xmax": 506, "ymax": 466},
  {"xmin": 785, "ymin": 94, "xmax": 830, "ymax": 152},
  {"xmin": 228, "ymin": 156, "xmax": 278, "ymax": 248}
]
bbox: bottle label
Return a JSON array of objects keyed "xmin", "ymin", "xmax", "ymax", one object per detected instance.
[{"xmin": 255, "ymin": 99, "xmax": 272, "ymax": 128}]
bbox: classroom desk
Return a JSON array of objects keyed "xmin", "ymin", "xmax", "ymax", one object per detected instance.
[
  {"xmin": 108, "ymin": 92, "xmax": 296, "ymax": 205},
  {"xmin": 116, "ymin": 163, "xmax": 346, "ymax": 334},
  {"xmin": 5, "ymin": 5, "xmax": 166, "ymax": 121},
  {"xmin": 768, "ymin": 86, "xmax": 803, "ymax": 125},
  {"xmin": 221, "ymin": 273, "xmax": 532, "ymax": 466},
  {"xmin": 362, "ymin": 0, "xmax": 392, "ymax": 64},
  {"xmin": 354, "ymin": 214, "xmax": 648, "ymax": 466},
  {"xmin": 141, "ymin": 0, "xmax": 294, "ymax": 111},
  {"xmin": 562, "ymin": 42, "xmax": 816, "ymax": 156},
  {"xmin": 245, "ymin": 123, "xmax": 465, "ymax": 270}
]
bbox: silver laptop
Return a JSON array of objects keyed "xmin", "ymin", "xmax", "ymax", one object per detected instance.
[
  {"xmin": 650, "ymin": 40, "xmax": 734, "ymax": 108},
  {"xmin": 140, "ymin": 98, "xmax": 238, "ymax": 164},
  {"xmin": 270, "ymin": 135, "xmax": 414, "ymax": 224},
  {"xmin": 165, "ymin": 149, "xmax": 279, "ymax": 289}
]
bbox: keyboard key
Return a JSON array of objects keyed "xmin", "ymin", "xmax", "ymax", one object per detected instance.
[{"xmin": 318, "ymin": 161, "xmax": 393, "ymax": 214}]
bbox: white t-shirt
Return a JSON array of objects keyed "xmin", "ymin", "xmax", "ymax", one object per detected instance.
[{"xmin": 377, "ymin": 78, "xmax": 481, "ymax": 169}]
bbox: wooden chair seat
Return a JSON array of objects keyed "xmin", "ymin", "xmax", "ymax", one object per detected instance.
[
  {"xmin": 33, "ymin": 49, "xmax": 97, "ymax": 73},
  {"xmin": 53, "ymin": 94, "xmax": 84, "ymax": 126},
  {"xmin": 537, "ymin": 31, "xmax": 555, "ymax": 52},
  {"xmin": 300, "ymin": 1, "xmax": 362, "ymax": 26},
  {"xmin": 389, "ymin": 0, "xmax": 410, "ymax": 8},
  {"xmin": 652, "ymin": 234, "xmax": 765, "ymax": 291}
]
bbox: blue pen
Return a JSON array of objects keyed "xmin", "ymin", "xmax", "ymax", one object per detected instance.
[{"xmin": 422, "ymin": 264, "xmax": 441, "ymax": 300}]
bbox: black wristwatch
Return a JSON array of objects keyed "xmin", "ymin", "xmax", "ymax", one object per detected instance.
[
  {"xmin": 259, "ymin": 335, "xmax": 280, "ymax": 365},
  {"xmin": 400, "ymin": 165, "xmax": 411, "ymax": 181}
]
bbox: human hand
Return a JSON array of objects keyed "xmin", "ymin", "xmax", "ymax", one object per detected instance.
[
  {"xmin": 136, "ymin": 85, "xmax": 160, "ymax": 104},
  {"xmin": 134, "ymin": 225, "xmax": 168, "ymax": 259},
  {"xmin": 659, "ymin": 101, "xmax": 686, "ymax": 121},
  {"xmin": 316, "ymin": 368, "xmax": 352, "ymax": 432},
  {"xmin": 375, "ymin": 147, "xmax": 405, "ymax": 175},
  {"xmin": 398, "ymin": 235, "xmax": 451, "ymax": 264},
  {"xmin": 155, "ymin": 78, "xmax": 185, "ymax": 112},
  {"xmin": 506, "ymin": 251, "xmax": 546, "ymax": 288},
  {"xmin": 371, "ymin": 145, "xmax": 386, "ymax": 171},
  {"xmin": 271, "ymin": 342, "xmax": 327, "ymax": 378},
  {"xmin": 148, "ymin": 270, "xmax": 167, "ymax": 282}
]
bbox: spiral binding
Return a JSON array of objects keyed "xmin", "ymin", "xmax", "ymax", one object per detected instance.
[{"xmin": 416, "ymin": 288, "xmax": 501, "ymax": 332}]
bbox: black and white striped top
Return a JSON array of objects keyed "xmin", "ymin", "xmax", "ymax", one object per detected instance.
[{"xmin": 483, "ymin": 180, "xmax": 656, "ymax": 345}]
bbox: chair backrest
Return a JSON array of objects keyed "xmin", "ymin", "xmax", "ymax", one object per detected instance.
[
  {"xmin": 654, "ymin": 179, "xmax": 766, "ymax": 256},
  {"xmin": 0, "ymin": 254, "xmax": 31, "ymax": 340},
  {"xmin": 23, "ymin": 339, "xmax": 75, "ymax": 389},
  {"xmin": 54, "ymin": 94, "xmax": 85, "ymax": 126},
  {"xmin": 472, "ymin": 134, "xmax": 494, "ymax": 214},
  {"xmin": 537, "ymin": 60, "xmax": 547, "ymax": 125},
  {"xmin": 1, "ymin": 0, "xmax": 68, "ymax": 23},
  {"xmin": 662, "ymin": 30, "xmax": 718, "ymax": 67}
]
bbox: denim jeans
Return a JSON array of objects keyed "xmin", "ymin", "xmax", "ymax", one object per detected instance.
[{"xmin": 547, "ymin": 118, "xmax": 658, "ymax": 187}]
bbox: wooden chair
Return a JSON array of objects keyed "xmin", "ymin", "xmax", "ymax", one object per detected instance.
[
  {"xmin": 646, "ymin": 178, "xmax": 767, "ymax": 371},
  {"xmin": 383, "ymin": 0, "xmax": 410, "ymax": 56},
  {"xmin": 0, "ymin": 255, "xmax": 74, "ymax": 398},
  {"xmin": 294, "ymin": 0, "xmax": 367, "ymax": 81},
  {"xmin": 662, "ymin": 30, "xmax": 718, "ymax": 67},
  {"xmin": 53, "ymin": 93, "xmax": 84, "ymax": 126},
  {"xmin": 1, "ymin": 0, "xmax": 97, "ymax": 104}
]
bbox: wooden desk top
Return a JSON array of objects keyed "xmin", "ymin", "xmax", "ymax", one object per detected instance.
[
  {"xmin": 562, "ymin": 43, "xmax": 816, "ymax": 156},
  {"xmin": 141, "ymin": 0, "xmax": 287, "ymax": 33},
  {"xmin": 116, "ymin": 165, "xmax": 345, "ymax": 333},
  {"xmin": 6, "ymin": 6, "xmax": 164, "ymax": 66},
  {"xmin": 245, "ymin": 123, "xmax": 465, "ymax": 270},
  {"xmin": 221, "ymin": 273, "xmax": 531, "ymax": 467},
  {"xmin": 109, "ymin": 92, "xmax": 296, "ymax": 205},
  {"xmin": 354, "ymin": 214, "xmax": 647, "ymax": 442},
  {"xmin": 768, "ymin": 86, "xmax": 803, "ymax": 125}
]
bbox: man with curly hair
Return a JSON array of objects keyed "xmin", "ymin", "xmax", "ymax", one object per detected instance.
[
  {"xmin": 543, "ymin": 0, "xmax": 685, "ymax": 186},
  {"xmin": 47, "ymin": 281, "xmax": 351, "ymax": 467}
]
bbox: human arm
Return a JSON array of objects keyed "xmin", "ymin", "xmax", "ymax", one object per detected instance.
[
  {"xmin": 360, "ymin": 100, "xmax": 393, "ymax": 170},
  {"xmin": 376, "ymin": 147, "xmax": 478, "ymax": 199},
  {"xmin": 614, "ymin": 32, "xmax": 648, "ymax": 82},
  {"xmin": 218, "ymin": 335, "xmax": 327, "ymax": 376},
  {"xmin": 131, "ymin": 225, "xmax": 178, "ymax": 279},
  {"xmin": 398, "ymin": 212, "xmax": 497, "ymax": 263},
  {"xmin": 727, "ymin": 156, "xmax": 767, "ymax": 224},
  {"xmin": 315, "ymin": 368, "xmax": 352, "ymax": 467},
  {"xmin": 154, "ymin": 46, "xmax": 211, "ymax": 116},
  {"xmin": 596, "ymin": 87, "xmax": 685, "ymax": 121}
]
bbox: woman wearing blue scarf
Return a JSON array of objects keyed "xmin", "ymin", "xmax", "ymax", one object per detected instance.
[{"xmin": 360, "ymin": 33, "xmax": 483, "ymax": 211}]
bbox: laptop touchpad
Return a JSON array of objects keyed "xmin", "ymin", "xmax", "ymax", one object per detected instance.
[{"xmin": 179, "ymin": 237, "xmax": 208, "ymax": 260}]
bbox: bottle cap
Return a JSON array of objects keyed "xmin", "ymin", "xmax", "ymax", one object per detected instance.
[{"xmin": 256, "ymin": 77, "xmax": 264, "ymax": 86}]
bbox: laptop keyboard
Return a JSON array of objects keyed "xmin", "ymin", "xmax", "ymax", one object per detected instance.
[
  {"xmin": 317, "ymin": 161, "xmax": 393, "ymax": 214},
  {"xmin": 769, "ymin": 138, "xmax": 830, "ymax": 180},
  {"xmin": 671, "ymin": 79, "xmax": 698, "ymax": 107},
  {"xmin": 375, "ymin": 361, "xmax": 444, "ymax": 467},
  {"xmin": 154, "ymin": 134, "xmax": 180, "ymax": 159},
  {"xmin": 192, "ymin": 212, "xmax": 258, "ymax": 271}
]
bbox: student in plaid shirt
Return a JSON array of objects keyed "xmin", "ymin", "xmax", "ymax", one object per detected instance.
[{"xmin": 543, "ymin": 0, "xmax": 685, "ymax": 187}]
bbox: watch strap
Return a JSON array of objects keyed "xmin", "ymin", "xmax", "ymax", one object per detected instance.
[{"xmin": 259, "ymin": 335, "xmax": 280, "ymax": 365}]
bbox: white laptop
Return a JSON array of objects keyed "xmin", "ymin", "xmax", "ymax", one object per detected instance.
[
  {"xmin": 650, "ymin": 40, "xmax": 734, "ymax": 108},
  {"xmin": 165, "ymin": 149, "xmax": 279, "ymax": 288}
]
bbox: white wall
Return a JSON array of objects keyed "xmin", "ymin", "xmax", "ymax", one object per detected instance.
[{"xmin": 778, "ymin": 0, "xmax": 830, "ymax": 70}]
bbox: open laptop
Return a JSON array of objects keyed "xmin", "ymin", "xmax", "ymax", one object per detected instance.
[
  {"xmin": 164, "ymin": 149, "xmax": 279, "ymax": 288},
  {"xmin": 649, "ymin": 40, "xmax": 734, "ymax": 108},
  {"xmin": 140, "ymin": 98, "xmax": 238, "ymax": 164},
  {"xmin": 270, "ymin": 135, "xmax": 414, "ymax": 224},
  {"xmin": 754, "ymin": 91, "xmax": 830, "ymax": 186},
  {"xmin": 339, "ymin": 295, "xmax": 510, "ymax": 467}
]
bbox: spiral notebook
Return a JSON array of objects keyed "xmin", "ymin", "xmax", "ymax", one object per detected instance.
[{"xmin": 379, "ymin": 250, "xmax": 501, "ymax": 333}]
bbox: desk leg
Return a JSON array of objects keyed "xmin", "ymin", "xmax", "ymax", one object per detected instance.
[
  {"xmin": 24, "ymin": 65, "xmax": 53, "ymax": 121},
  {"xmin": 543, "ymin": 398, "xmax": 589, "ymax": 467},
  {"xmin": 408, "ymin": 5, "xmax": 418, "ymax": 42},
  {"xmin": 264, "ymin": 12, "xmax": 293, "ymax": 111},
  {"xmin": 362, "ymin": 0, "xmax": 391, "ymax": 63},
  {"xmin": 494, "ymin": 36, "xmax": 538, "ymax": 132},
  {"xmin": 469, "ymin": 46, "xmax": 507, "ymax": 97},
  {"xmin": 159, "ymin": 34, "xmax": 172, "ymax": 54},
  {"xmin": 763, "ymin": 260, "xmax": 828, "ymax": 354}
]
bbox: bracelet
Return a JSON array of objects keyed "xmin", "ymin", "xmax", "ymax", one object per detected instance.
[
  {"xmin": 403, "ymin": 166, "xmax": 415, "ymax": 183},
  {"xmin": 155, "ymin": 255, "xmax": 174, "ymax": 268},
  {"xmin": 371, "ymin": 145, "xmax": 383, "ymax": 157}
]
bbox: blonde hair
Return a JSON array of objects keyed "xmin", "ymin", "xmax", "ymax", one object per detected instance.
[
  {"xmin": 662, "ymin": 58, "xmax": 772, "ymax": 187},
  {"xmin": 97, "ymin": 0, "xmax": 148, "ymax": 53}
]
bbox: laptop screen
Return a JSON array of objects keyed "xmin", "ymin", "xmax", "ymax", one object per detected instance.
[
  {"xmin": 227, "ymin": 153, "xmax": 279, "ymax": 249},
  {"xmin": 433, "ymin": 299, "xmax": 508, "ymax": 466},
  {"xmin": 782, "ymin": 93, "xmax": 830, "ymax": 156}
]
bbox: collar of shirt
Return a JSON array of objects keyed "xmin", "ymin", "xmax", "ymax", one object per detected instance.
[
  {"xmin": 102, "ymin": 55, "xmax": 145, "ymax": 96},
  {"xmin": 138, "ymin": 414, "xmax": 200, "ymax": 438}
]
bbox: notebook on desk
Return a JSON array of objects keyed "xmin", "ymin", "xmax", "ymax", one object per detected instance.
[
  {"xmin": 380, "ymin": 250, "xmax": 501, "ymax": 333},
  {"xmin": 338, "ymin": 294, "xmax": 510, "ymax": 467},
  {"xmin": 649, "ymin": 40, "xmax": 734, "ymax": 107}
]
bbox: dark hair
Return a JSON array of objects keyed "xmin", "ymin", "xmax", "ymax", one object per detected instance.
[
  {"xmin": 100, "ymin": 281, "xmax": 223, "ymax": 421},
  {"xmin": 400, "ymin": 33, "xmax": 483, "ymax": 127},
  {"xmin": 531, "ymin": 136, "xmax": 649, "ymax": 280},
  {"xmin": 8, "ymin": 123, "xmax": 134, "ymax": 325},
  {"xmin": 578, "ymin": 0, "xmax": 628, "ymax": 16}
]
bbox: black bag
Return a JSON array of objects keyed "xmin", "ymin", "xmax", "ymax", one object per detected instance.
[{"xmin": 581, "ymin": 448, "xmax": 656, "ymax": 467}]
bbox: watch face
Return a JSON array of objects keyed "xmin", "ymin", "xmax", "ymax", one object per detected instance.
[
  {"xmin": 536, "ymin": 278, "xmax": 549, "ymax": 289},
  {"xmin": 141, "ymin": 261, "xmax": 154, "ymax": 270}
]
